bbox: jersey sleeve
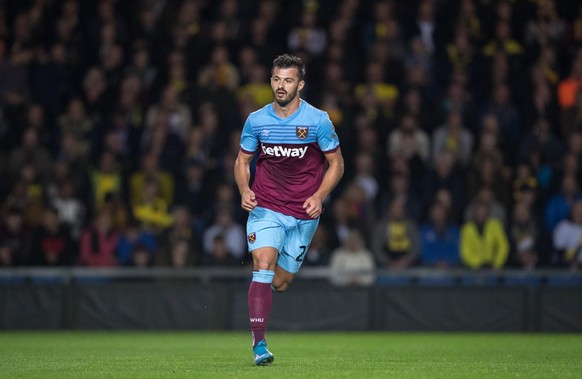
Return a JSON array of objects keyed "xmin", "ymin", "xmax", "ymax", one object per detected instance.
[
  {"xmin": 317, "ymin": 112, "xmax": 340, "ymax": 153},
  {"xmin": 239, "ymin": 117, "xmax": 258, "ymax": 153}
]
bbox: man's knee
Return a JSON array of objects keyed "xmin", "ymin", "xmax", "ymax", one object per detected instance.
[
  {"xmin": 252, "ymin": 248, "xmax": 278, "ymax": 271},
  {"xmin": 255, "ymin": 261, "xmax": 273, "ymax": 271}
]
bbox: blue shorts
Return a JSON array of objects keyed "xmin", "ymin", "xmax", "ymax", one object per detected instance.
[{"xmin": 246, "ymin": 206, "xmax": 319, "ymax": 274}]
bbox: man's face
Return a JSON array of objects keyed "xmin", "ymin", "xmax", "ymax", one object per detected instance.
[{"xmin": 271, "ymin": 67, "xmax": 304, "ymax": 106}]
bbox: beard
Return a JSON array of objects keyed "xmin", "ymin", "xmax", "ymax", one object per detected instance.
[{"xmin": 273, "ymin": 87, "xmax": 298, "ymax": 107}]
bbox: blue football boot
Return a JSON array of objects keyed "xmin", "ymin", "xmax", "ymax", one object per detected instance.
[{"xmin": 253, "ymin": 340, "xmax": 274, "ymax": 366}]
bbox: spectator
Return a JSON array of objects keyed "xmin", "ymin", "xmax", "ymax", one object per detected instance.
[
  {"xmin": 30, "ymin": 207, "xmax": 74, "ymax": 266},
  {"xmin": 480, "ymin": 83, "xmax": 521, "ymax": 150},
  {"xmin": 79, "ymin": 211, "xmax": 119, "ymax": 267},
  {"xmin": 518, "ymin": 118, "xmax": 563, "ymax": 169},
  {"xmin": 387, "ymin": 114, "xmax": 430, "ymax": 163},
  {"xmin": 158, "ymin": 205, "xmax": 201, "ymax": 267},
  {"xmin": 131, "ymin": 243, "xmax": 154, "ymax": 268},
  {"xmin": 145, "ymin": 86, "xmax": 192, "ymax": 140},
  {"xmin": 202, "ymin": 207, "xmax": 245, "ymax": 260},
  {"xmin": 237, "ymin": 64, "xmax": 272, "ymax": 108},
  {"xmin": 132, "ymin": 178, "xmax": 173, "ymax": 233},
  {"xmin": 161, "ymin": 238, "xmax": 194, "ymax": 268},
  {"xmin": 460, "ymin": 200, "xmax": 509, "ymax": 269},
  {"xmin": 422, "ymin": 151, "xmax": 466, "ymax": 215},
  {"xmin": 510, "ymin": 202, "xmax": 539, "ymax": 271},
  {"xmin": 329, "ymin": 229, "xmax": 375, "ymax": 286},
  {"xmin": 378, "ymin": 172, "xmax": 423, "ymax": 223},
  {"xmin": 352, "ymin": 151, "xmax": 379, "ymax": 203},
  {"xmin": 101, "ymin": 191, "xmax": 129, "ymax": 232},
  {"xmin": 419, "ymin": 202, "xmax": 460, "ymax": 268},
  {"xmin": 545, "ymin": 174, "xmax": 582, "ymax": 232},
  {"xmin": 91, "ymin": 151, "xmax": 122, "ymax": 211},
  {"xmin": 482, "ymin": 20, "xmax": 524, "ymax": 57},
  {"xmin": 202, "ymin": 234, "xmax": 240, "ymax": 267},
  {"xmin": 50, "ymin": 178, "xmax": 86, "ymax": 241},
  {"xmin": 7, "ymin": 128, "xmax": 53, "ymax": 181},
  {"xmin": 57, "ymin": 98, "xmax": 94, "ymax": 149},
  {"xmin": 372, "ymin": 199, "xmax": 420, "ymax": 269},
  {"xmin": 175, "ymin": 158, "xmax": 211, "ymax": 228},
  {"xmin": 464, "ymin": 186, "xmax": 507, "ymax": 225},
  {"xmin": 129, "ymin": 152, "xmax": 174, "ymax": 206},
  {"xmin": 552, "ymin": 200, "xmax": 582, "ymax": 268},
  {"xmin": 197, "ymin": 45, "xmax": 240, "ymax": 92},
  {"xmin": 117, "ymin": 221, "xmax": 157, "ymax": 266},
  {"xmin": 288, "ymin": 9, "xmax": 327, "ymax": 56},
  {"xmin": 512, "ymin": 162, "xmax": 538, "ymax": 205},
  {"xmin": 432, "ymin": 110, "xmax": 474, "ymax": 167},
  {"xmin": 355, "ymin": 62, "xmax": 399, "ymax": 112},
  {"xmin": 411, "ymin": 0, "xmax": 437, "ymax": 54},
  {"xmin": 467, "ymin": 155, "xmax": 511, "ymax": 209},
  {"xmin": 1, "ymin": 179, "xmax": 45, "ymax": 228},
  {"xmin": 0, "ymin": 207, "xmax": 31, "ymax": 266},
  {"xmin": 82, "ymin": 66, "xmax": 110, "ymax": 120}
]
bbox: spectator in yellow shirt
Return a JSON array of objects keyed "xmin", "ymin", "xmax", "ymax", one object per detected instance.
[
  {"xmin": 132, "ymin": 178, "xmax": 173, "ymax": 233},
  {"xmin": 460, "ymin": 200, "xmax": 509, "ymax": 269}
]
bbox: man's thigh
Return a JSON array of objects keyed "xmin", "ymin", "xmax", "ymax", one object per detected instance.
[
  {"xmin": 246, "ymin": 207, "xmax": 285, "ymax": 254},
  {"xmin": 277, "ymin": 218, "xmax": 319, "ymax": 274}
]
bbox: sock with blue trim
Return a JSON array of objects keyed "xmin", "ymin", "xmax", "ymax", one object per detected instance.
[{"xmin": 248, "ymin": 269, "xmax": 274, "ymax": 347}]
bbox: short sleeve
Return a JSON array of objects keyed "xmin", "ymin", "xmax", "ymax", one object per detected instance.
[
  {"xmin": 317, "ymin": 112, "xmax": 340, "ymax": 153},
  {"xmin": 240, "ymin": 117, "xmax": 258, "ymax": 153}
]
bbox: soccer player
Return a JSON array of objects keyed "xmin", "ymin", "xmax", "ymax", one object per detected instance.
[{"xmin": 234, "ymin": 54, "xmax": 344, "ymax": 365}]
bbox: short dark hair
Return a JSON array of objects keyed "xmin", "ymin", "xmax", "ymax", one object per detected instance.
[{"xmin": 272, "ymin": 53, "xmax": 306, "ymax": 80}]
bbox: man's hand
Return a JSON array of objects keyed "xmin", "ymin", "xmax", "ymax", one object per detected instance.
[
  {"xmin": 241, "ymin": 189, "xmax": 258, "ymax": 212},
  {"xmin": 303, "ymin": 195, "xmax": 323, "ymax": 219}
]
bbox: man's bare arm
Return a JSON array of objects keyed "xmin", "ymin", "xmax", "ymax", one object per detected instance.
[
  {"xmin": 303, "ymin": 149, "xmax": 344, "ymax": 218},
  {"xmin": 234, "ymin": 150, "xmax": 258, "ymax": 212}
]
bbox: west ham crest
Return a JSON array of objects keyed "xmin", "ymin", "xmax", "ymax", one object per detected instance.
[
  {"xmin": 296, "ymin": 126, "xmax": 308, "ymax": 140},
  {"xmin": 248, "ymin": 232, "xmax": 256, "ymax": 244}
]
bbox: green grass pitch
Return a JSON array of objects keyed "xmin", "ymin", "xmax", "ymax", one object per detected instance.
[{"xmin": 1, "ymin": 332, "xmax": 581, "ymax": 378}]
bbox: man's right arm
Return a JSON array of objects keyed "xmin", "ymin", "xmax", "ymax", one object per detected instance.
[{"xmin": 234, "ymin": 150, "xmax": 258, "ymax": 212}]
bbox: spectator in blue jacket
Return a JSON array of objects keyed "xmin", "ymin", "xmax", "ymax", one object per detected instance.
[
  {"xmin": 420, "ymin": 202, "xmax": 460, "ymax": 268},
  {"xmin": 545, "ymin": 174, "xmax": 582, "ymax": 232}
]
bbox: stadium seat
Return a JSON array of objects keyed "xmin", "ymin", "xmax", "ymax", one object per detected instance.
[
  {"xmin": 417, "ymin": 276, "xmax": 456, "ymax": 286},
  {"xmin": 375, "ymin": 275, "xmax": 413, "ymax": 286},
  {"xmin": 503, "ymin": 275, "xmax": 542, "ymax": 287},
  {"xmin": 459, "ymin": 274, "xmax": 499, "ymax": 287},
  {"xmin": 545, "ymin": 276, "xmax": 582, "ymax": 287},
  {"xmin": 0, "ymin": 276, "xmax": 27, "ymax": 284},
  {"xmin": 30, "ymin": 276, "xmax": 64, "ymax": 285}
]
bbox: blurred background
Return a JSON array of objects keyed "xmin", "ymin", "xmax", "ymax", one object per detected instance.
[{"xmin": 1, "ymin": 0, "xmax": 582, "ymax": 332}]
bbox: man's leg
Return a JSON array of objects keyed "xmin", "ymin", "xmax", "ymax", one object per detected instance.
[
  {"xmin": 272, "ymin": 218, "xmax": 318, "ymax": 292},
  {"xmin": 249, "ymin": 247, "xmax": 277, "ymax": 349},
  {"xmin": 272, "ymin": 265, "xmax": 295, "ymax": 293}
]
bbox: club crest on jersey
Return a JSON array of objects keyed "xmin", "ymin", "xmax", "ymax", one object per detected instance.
[
  {"xmin": 296, "ymin": 126, "xmax": 308, "ymax": 140},
  {"xmin": 248, "ymin": 232, "xmax": 256, "ymax": 244}
]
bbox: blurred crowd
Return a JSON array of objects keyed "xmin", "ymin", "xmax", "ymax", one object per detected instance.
[{"xmin": 1, "ymin": 0, "xmax": 582, "ymax": 275}]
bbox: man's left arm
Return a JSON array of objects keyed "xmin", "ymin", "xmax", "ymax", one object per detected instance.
[{"xmin": 303, "ymin": 149, "xmax": 344, "ymax": 219}]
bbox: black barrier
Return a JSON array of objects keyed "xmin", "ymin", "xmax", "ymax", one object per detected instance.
[{"xmin": 1, "ymin": 268, "xmax": 582, "ymax": 332}]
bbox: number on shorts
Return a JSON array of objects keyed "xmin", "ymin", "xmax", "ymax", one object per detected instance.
[{"xmin": 296, "ymin": 245, "xmax": 307, "ymax": 263}]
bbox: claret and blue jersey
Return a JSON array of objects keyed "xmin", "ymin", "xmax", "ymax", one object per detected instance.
[{"xmin": 240, "ymin": 100, "xmax": 340, "ymax": 220}]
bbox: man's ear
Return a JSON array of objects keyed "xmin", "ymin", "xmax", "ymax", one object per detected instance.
[{"xmin": 298, "ymin": 80, "xmax": 305, "ymax": 92}]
